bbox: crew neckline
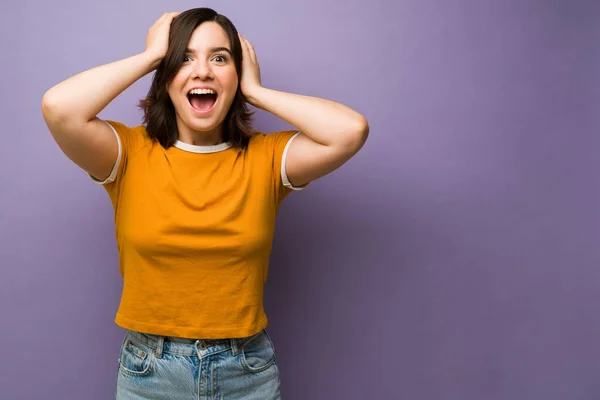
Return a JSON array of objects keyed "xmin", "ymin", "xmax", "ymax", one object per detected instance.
[{"xmin": 174, "ymin": 140, "xmax": 233, "ymax": 154}]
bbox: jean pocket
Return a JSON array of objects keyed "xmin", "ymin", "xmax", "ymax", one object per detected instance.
[
  {"xmin": 118, "ymin": 333, "xmax": 155, "ymax": 376},
  {"xmin": 239, "ymin": 329, "xmax": 277, "ymax": 374}
]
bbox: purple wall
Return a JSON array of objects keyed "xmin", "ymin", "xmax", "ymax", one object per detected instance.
[{"xmin": 3, "ymin": 0, "xmax": 599, "ymax": 398}]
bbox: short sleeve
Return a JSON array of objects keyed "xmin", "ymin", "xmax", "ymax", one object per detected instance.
[
  {"xmin": 88, "ymin": 120, "xmax": 122, "ymax": 185},
  {"xmin": 87, "ymin": 120, "xmax": 145, "ymax": 203},
  {"xmin": 268, "ymin": 130, "xmax": 309, "ymax": 205}
]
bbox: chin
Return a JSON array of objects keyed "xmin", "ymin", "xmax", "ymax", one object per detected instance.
[
  {"xmin": 186, "ymin": 121, "xmax": 219, "ymax": 132},
  {"xmin": 179, "ymin": 110, "xmax": 218, "ymax": 129}
]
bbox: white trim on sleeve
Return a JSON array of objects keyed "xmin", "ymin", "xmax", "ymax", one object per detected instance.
[
  {"xmin": 88, "ymin": 120, "xmax": 122, "ymax": 185},
  {"xmin": 281, "ymin": 131, "xmax": 309, "ymax": 191}
]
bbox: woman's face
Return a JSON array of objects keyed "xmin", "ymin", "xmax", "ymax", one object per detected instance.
[{"xmin": 167, "ymin": 21, "xmax": 239, "ymax": 141}]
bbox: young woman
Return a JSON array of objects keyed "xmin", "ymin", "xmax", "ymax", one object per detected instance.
[{"xmin": 42, "ymin": 8, "xmax": 368, "ymax": 399}]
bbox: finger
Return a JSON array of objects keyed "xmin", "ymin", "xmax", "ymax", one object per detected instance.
[
  {"xmin": 245, "ymin": 38, "xmax": 257, "ymax": 65},
  {"xmin": 241, "ymin": 36, "xmax": 256, "ymax": 65},
  {"xmin": 239, "ymin": 34, "xmax": 248, "ymax": 58},
  {"xmin": 152, "ymin": 15, "xmax": 170, "ymax": 30},
  {"xmin": 239, "ymin": 36, "xmax": 252, "ymax": 61},
  {"xmin": 153, "ymin": 13, "xmax": 169, "ymax": 26},
  {"xmin": 155, "ymin": 12, "xmax": 174, "ymax": 24},
  {"xmin": 164, "ymin": 12, "xmax": 179, "ymax": 23},
  {"xmin": 158, "ymin": 12, "xmax": 177, "ymax": 22}
]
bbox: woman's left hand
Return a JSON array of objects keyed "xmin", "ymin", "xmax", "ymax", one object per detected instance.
[{"xmin": 238, "ymin": 33, "xmax": 262, "ymax": 103}]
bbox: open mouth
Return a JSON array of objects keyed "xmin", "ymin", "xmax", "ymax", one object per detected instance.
[{"xmin": 187, "ymin": 90, "xmax": 218, "ymax": 114}]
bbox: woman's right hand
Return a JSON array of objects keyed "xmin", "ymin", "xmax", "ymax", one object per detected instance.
[{"xmin": 144, "ymin": 12, "xmax": 181, "ymax": 62}]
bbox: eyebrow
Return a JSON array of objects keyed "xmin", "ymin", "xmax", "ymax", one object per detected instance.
[{"xmin": 185, "ymin": 47, "xmax": 232, "ymax": 56}]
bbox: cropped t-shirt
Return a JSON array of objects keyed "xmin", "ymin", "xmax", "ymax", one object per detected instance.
[{"xmin": 88, "ymin": 120, "xmax": 306, "ymax": 339}]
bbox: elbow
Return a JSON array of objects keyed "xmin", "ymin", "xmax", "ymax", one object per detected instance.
[
  {"xmin": 358, "ymin": 116, "xmax": 369, "ymax": 141},
  {"xmin": 348, "ymin": 116, "xmax": 369, "ymax": 153},
  {"xmin": 42, "ymin": 90, "xmax": 73, "ymax": 125},
  {"xmin": 41, "ymin": 91, "xmax": 60, "ymax": 121}
]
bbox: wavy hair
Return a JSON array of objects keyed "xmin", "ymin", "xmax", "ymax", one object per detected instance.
[{"xmin": 138, "ymin": 8, "xmax": 254, "ymax": 149}]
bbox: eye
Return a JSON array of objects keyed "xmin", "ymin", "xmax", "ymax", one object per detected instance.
[
  {"xmin": 213, "ymin": 54, "xmax": 228, "ymax": 63},
  {"xmin": 183, "ymin": 55, "xmax": 192, "ymax": 62}
]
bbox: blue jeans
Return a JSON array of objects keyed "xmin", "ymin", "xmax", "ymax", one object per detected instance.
[{"xmin": 116, "ymin": 328, "xmax": 282, "ymax": 399}]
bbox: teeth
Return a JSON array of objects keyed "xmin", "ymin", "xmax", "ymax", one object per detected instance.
[{"xmin": 189, "ymin": 88, "xmax": 216, "ymax": 95}]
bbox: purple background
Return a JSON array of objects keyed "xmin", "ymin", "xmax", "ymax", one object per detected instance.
[{"xmin": 2, "ymin": 0, "xmax": 600, "ymax": 398}]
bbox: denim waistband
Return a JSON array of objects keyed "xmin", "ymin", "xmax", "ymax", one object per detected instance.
[{"xmin": 123, "ymin": 329, "xmax": 257, "ymax": 358}]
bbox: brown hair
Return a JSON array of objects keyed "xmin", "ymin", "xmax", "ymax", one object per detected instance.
[{"xmin": 138, "ymin": 8, "xmax": 254, "ymax": 149}]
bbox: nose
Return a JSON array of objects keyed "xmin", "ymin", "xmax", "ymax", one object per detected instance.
[{"xmin": 190, "ymin": 59, "xmax": 215, "ymax": 80}]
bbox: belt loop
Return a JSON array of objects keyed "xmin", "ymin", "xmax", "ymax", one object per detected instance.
[
  {"xmin": 230, "ymin": 338, "xmax": 238, "ymax": 356},
  {"xmin": 155, "ymin": 335, "xmax": 165, "ymax": 358}
]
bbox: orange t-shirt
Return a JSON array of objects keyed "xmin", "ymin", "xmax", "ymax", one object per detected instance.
[{"xmin": 89, "ymin": 120, "xmax": 306, "ymax": 339}]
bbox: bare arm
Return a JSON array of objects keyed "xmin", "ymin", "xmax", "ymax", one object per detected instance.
[
  {"xmin": 41, "ymin": 12, "xmax": 179, "ymax": 182},
  {"xmin": 238, "ymin": 35, "xmax": 368, "ymax": 188},
  {"xmin": 42, "ymin": 51, "xmax": 161, "ymax": 124}
]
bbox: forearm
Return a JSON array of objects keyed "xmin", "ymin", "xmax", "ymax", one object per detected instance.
[
  {"xmin": 42, "ymin": 51, "xmax": 161, "ymax": 123},
  {"xmin": 247, "ymin": 87, "xmax": 368, "ymax": 147}
]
